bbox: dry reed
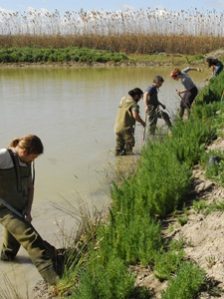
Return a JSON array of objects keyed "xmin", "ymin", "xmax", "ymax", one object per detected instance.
[{"xmin": 0, "ymin": 8, "xmax": 224, "ymax": 54}]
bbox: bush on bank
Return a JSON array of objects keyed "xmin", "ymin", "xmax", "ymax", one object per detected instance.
[
  {"xmin": 0, "ymin": 47, "xmax": 128, "ymax": 63},
  {"xmin": 60, "ymin": 73, "xmax": 224, "ymax": 298},
  {"xmin": 0, "ymin": 45, "xmax": 212, "ymax": 65}
]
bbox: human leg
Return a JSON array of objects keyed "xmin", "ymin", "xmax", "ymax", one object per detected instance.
[
  {"xmin": 1, "ymin": 228, "xmax": 20, "ymax": 261},
  {"xmin": 183, "ymin": 87, "xmax": 198, "ymax": 118},
  {"xmin": 179, "ymin": 93, "xmax": 188, "ymax": 118},
  {"xmin": 148, "ymin": 110, "xmax": 158, "ymax": 135},
  {"xmin": 124, "ymin": 128, "xmax": 135, "ymax": 155},
  {"xmin": 0, "ymin": 209, "xmax": 59, "ymax": 285},
  {"xmin": 115, "ymin": 132, "xmax": 125, "ymax": 156},
  {"xmin": 189, "ymin": 87, "xmax": 198, "ymax": 106},
  {"xmin": 160, "ymin": 111, "xmax": 172, "ymax": 128}
]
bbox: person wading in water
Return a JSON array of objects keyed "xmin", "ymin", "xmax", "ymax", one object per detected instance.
[
  {"xmin": 114, "ymin": 88, "xmax": 146, "ymax": 156},
  {"xmin": 170, "ymin": 67, "xmax": 200, "ymax": 119},
  {"xmin": 144, "ymin": 75, "xmax": 172, "ymax": 137}
]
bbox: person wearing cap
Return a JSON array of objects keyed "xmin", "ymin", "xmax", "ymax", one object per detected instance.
[
  {"xmin": 206, "ymin": 57, "xmax": 223, "ymax": 78},
  {"xmin": 143, "ymin": 75, "xmax": 172, "ymax": 136},
  {"xmin": 170, "ymin": 67, "xmax": 200, "ymax": 119},
  {"xmin": 114, "ymin": 87, "xmax": 146, "ymax": 156}
]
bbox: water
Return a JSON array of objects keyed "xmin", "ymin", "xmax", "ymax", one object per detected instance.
[{"xmin": 0, "ymin": 66, "xmax": 208, "ymax": 296}]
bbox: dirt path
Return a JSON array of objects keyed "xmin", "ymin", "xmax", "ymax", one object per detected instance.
[{"xmin": 173, "ymin": 138, "xmax": 224, "ymax": 298}]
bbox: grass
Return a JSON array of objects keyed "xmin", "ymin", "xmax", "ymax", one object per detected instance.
[
  {"xmin": 54, "ymin": 73, "xmax": 224, "ymax": 299},
  {"xmin": 129, "ymin": 53, "xmax": 204, "ymax": 65},
  {"xmin": 0, "ymin": 34, "xmax": 223, "ymax": 65},
  {"xmin": 0, "ymin": 45, "xmax": 209, "ymax": 66},
  {"xmin": 193, "ymin": 200, "xmax": 224, "ymax": 215}
]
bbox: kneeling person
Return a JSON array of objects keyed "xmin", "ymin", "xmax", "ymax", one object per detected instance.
[{"xmin": 0, "ymin": 135, "xmax": 63, "ymax": 285}]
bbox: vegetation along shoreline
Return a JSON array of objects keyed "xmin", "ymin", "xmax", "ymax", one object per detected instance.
[
  {"xmin": 0, "ymin": 47, "xmax": 216, "ymax": 68},
  {"xmin": 33, "ymin": 61, "xmax": 224, "ymax": 298}
]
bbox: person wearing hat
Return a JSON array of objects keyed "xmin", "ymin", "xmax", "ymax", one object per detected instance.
[
  {"xmin": 114, "ymin": 87, "xmax": 146, "ymax": 156},
  {"xmin": 206, "ymin": 57, "xmax": 223, "ymax": 78},
  {"xmin": 144, "ymin": 75, "xmax": 172, "ymax": 136},
  {"xmin": 170, "ymin": 67, "xmax": 200, "ymax": 119}
]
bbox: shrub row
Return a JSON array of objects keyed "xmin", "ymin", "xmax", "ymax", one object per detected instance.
[{"xmin": 0, "ymin": 47, "xmax": 128, "ymax": 63}]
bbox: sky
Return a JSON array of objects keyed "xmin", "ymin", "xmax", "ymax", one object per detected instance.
[{"xmin": 0, "ymin": 0, "xmax": 223, "ymax": 13}]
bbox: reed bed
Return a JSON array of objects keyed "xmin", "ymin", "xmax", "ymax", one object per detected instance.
[
  {"xmin": 0, "ymin": 34, "xmax": 223, "ymax": 55},
  {"xmin": 0, "ymin": 8, "xmax": 224, "ymax": 36},
  {"xmin": 0, "ymin": 8, "xmax": 224, "ymax": 54}
]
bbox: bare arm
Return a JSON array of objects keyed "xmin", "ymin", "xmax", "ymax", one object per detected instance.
[
  {"xmin": 182, "ymin": 67, "xmax": 201, "ymax": 73},
  {"xmin": 143, "ymin": 92, "xmax": 149, "ymax": 112},
  {"xmin": 158, "ymin": 101, "xmax": 166, "ymax": 109},
  {"xmin": 132, "ymin": 111, "xmax": 146, "ymax": 127}
]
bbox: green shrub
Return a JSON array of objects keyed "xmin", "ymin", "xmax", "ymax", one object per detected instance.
[
  {"xmin": 75, "ymin": 254, "xmax": 134, "ymax": 299},
  {"xmin": 98, "ymin": 215, "xmax": 162, "ymax": 265},
  {"xmin": 196, "ymin": 72, "xmax": 224, "ymax": 104},
  {"xmin": 0, "ymin": 47, "xmax": 128, "ymax": 63},
  {"xmin": 162, "ymin": 262, "xmax": 205, "ymax": 299},
  {"xmin": 154, "ymin": 249, "xmax": 184, "ymax": 281}
]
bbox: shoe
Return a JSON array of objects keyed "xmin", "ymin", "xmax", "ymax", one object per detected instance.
[
  {"xmin": 115, "ymin": 150, "xmax": 126, "ymax": 156},
  {"xmin": 53, "ymin": 249, "xmax": 65, "ymax": 277}
]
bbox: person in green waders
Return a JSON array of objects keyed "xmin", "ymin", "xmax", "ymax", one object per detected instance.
[
  {"xmin": 114, "ymin": 87, "xmax": 146, "ymax": 156},
  {"xmin": 0, "ymin": 134, "xmax": 63, "ymax": 285}
]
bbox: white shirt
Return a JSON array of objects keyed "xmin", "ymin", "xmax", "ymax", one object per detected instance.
[{"xmin": 0, "ymin": 148, "xmax": 27, "ymax": 169}]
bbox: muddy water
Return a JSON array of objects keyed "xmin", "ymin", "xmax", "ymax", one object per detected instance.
[{"xmin": 0, "ymin": 66, "xmax": 208, "ymax": 297}]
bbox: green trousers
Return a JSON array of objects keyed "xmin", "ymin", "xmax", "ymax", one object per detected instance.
[
  {"xmin": 0, "ymin": 207, "xmax": 59, "ymax": 285},
  {"xmin": 115, "ymin": 127, "xmax": 135, "ymax": 155}
]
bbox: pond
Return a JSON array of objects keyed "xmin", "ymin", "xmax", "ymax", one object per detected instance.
[{"xmin": 0, "ymin": 65, "xmax": 208, "ymax": 297}]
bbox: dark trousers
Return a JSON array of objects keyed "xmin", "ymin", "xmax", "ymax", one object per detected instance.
[
  {"xmin": 148, "ymin": 108, "xmax": 172, "ymax": 135},
  {"xmin": 179, "ymin": 86, "xmax": 198, "ymax": 118}
]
